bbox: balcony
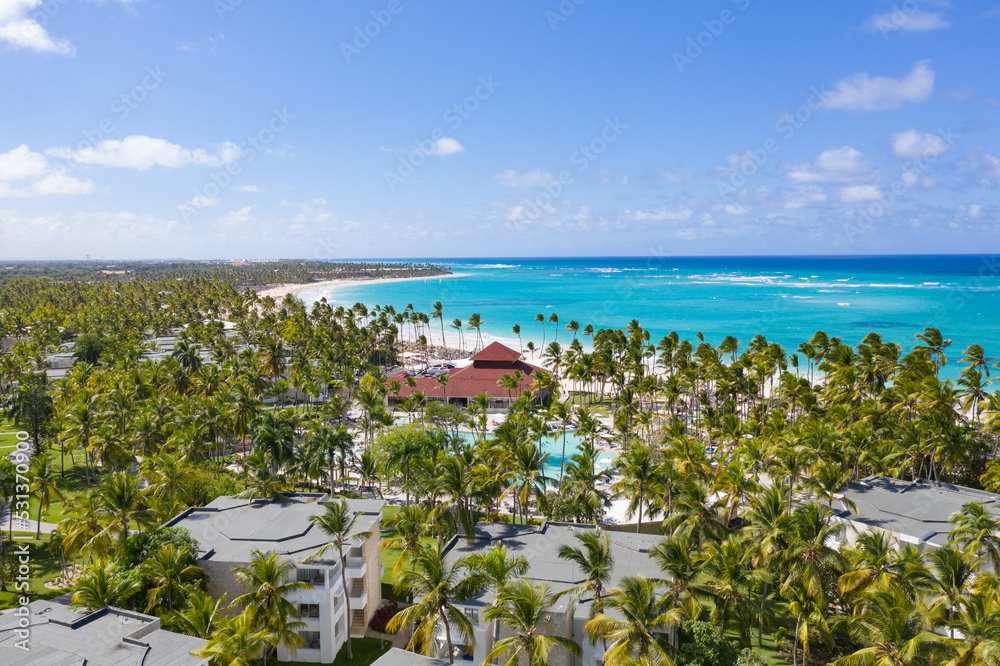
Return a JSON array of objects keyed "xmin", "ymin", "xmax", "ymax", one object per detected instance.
[{"xmin": 344, "ymin": 557, "xmax": 366, "ymax": 578}]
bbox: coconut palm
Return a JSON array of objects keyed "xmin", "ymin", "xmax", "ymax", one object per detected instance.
[
  {"xmin": 142, "ymin": 544, "xmax": 202, "ymax": 613},
  {"xmin": 834, "ymin": 590, "xmax": 941, "ymax": 666},
  {"xmin": 387, "ymin": 541, "xmax": 484, "ymax": 664},
  {"xmin": 71, "ymin": 558, "xmax": 138, "ymax": 610},
  {"xmin": 949, "ymin": 501, "xmax": 1000, "ymax": 574},
  {"xmin": 193, "ymin": 607, "xmax": 276, "ymax": 666},
  {"xmin": 611, "ymin": 441, "xmax": 659, "ymax": 533},
  {"xmin": 231, "ymin": 549, "xmax": 312, "ymax": 664},
  {"xmin": 556, "ymin": 530, "xmax": 615, "ymax": 618},
  {"xmin": 585, "ymin": 575, "xmax": 683, "ymax": 666},
  {"xmin": 29, "ymin": 454, "xmax": 63, "ymax": 539},
  {"xmin": 169, "ymin": 590, "xmax": 228, "ymax": 639},
  {"xmin": 468, "ymin": 542, "xmax": 530, "ymax": 655},
  {"xmin": 307, "ymin": 499, "xmax": 372, "ymax": 660},
  {"xmin": 485, "ymin": 579, "xmax": 583, "ymax": 666}
]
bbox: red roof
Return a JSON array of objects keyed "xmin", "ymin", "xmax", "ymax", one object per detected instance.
[
  {"xmin": 388, "ymin": 342, "xmax": 542, "ymax": 400},
  {"xmin": 471, "ymin": 341, "xmax": 522, "ymax": 363}
]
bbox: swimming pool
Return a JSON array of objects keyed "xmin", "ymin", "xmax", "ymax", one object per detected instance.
[{"xmin": 452, "ymin": 430, "xmax": 616, "ymax": 481}]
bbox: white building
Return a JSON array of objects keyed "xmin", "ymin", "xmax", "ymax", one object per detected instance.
[
  {"xmin": 438, "ymin": 522, "xmax": 670, "ymax": 666},
  {"xmin": 167, "ymin": 493, "xmax": 385, "ymax": 663},
  {"xmin": 834, "ymin": 475, "xmax": 1000, "ymax": 565}
]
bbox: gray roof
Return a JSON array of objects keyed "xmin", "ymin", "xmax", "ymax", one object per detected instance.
[
  {"xmin": 0, "ymin": 600, "xmax": 207, "ymax": 665},
  {"xmin": 444, "ymin": 522, "xmax": 664, "ymax": 616},
  {"xmin": 166, "ymin": 493, "xmax": 384, "ymax": 563},
  {"xmin": 836, "ymin": 476, "xmax": 1000, "ymax": 547},
  {"xmin": 372, "ymin": 647, "xmax": 450, "ymax": 665}
]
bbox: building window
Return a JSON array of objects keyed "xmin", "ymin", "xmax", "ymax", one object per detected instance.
[
  {"xmin": 299, "ymin": 631, "xmax": 321, "ymax": 650},
  {"xmin": 298, "ymin": 603, "xmax": 320, "ymax": 618},
  {"xmin": 463, "ymin": 607, "xmax": 479, "ymax": 626},
  {"xmin": 297, "ymin": 568, "xmax": 323, "ymax": 585}
]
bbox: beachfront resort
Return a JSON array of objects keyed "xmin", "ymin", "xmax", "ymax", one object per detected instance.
[{"xmin": 2, "ymin": 265, "xmax": 1000, "ymax": 666}]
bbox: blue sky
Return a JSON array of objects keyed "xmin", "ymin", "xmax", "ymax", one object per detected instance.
[{"xmin": 1, "ymin": 0, "xmax": 998, "ymax": 259}]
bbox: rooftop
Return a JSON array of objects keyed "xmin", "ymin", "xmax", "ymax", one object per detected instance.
[
  {"xmin": 371, "ymin": 647, "xmax": 450, "ymax": 665},
  {"xmin": 444, "ymin": 523, "xmax": 664, "ymax": 615},
  {"xmin": 0, "ymin": 599, "xmax": 207, "ymax": 665},
  {"xmin": 835, "ymin": 475, "xmax": 1000, "ymax": 547},
  {"xmin": 165, "ymin": 493, "xmax": 384, "ymax": 563}
]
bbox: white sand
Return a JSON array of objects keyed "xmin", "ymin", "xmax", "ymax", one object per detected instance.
[{"xmin": 254, "ymin": 272, "xmax": 470, "ymax": 303}]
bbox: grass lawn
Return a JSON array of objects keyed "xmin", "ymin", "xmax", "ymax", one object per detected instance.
[
  {"xmin": 0, "ymin": 531, "xmax": 72, "ymax": 610},
  {"xmin": 24, "ymin": 447, "xmax": 94, "ymax": 526},
  {"xmin": 276, "ymin": 636, "xmax": 393, "ymax": 666}
]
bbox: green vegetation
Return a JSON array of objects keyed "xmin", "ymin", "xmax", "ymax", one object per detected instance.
[{"xmin": 3, "ymin": 268, "xmax": 1000, "ymax": 664}]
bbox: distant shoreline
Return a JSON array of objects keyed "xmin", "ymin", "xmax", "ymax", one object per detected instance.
[{"xmin": 254, "ymin": 272, "xmax": 469, "ymax": 303}]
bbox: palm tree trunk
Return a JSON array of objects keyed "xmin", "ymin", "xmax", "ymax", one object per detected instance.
[
  {"xmin": 341, "ymin": 548, "xmax": 354, "ymax": 660},
  {"xmin": 443, "ymin": 612, "xmax": 455, "ymax": 664},
  {"xmin": 759, "ymin": 580, "xmax": 768, "ymax": 648}
]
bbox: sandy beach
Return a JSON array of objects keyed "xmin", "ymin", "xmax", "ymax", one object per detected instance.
[{"xmin": 254, "ymin": 271, "xmax": 470, "ymax": 303}]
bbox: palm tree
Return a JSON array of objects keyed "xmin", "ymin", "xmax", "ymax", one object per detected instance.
[
  {"xmin": 432, "ymin": 301, "xmax": 447, "ymax": 350},
  {"xmin": 232, "ymin": 550, "xmax": 312, "ymax": 665},
  {"xmin": 948, "ymin": 501, "xmax": 1000, "ymax": 573},
  {"xmin": 611, "ymin": 441, "xmax": 659, "ymax": 533},
  {"xmin": 382, "ymin": 503, "xmax": 435, "ymax": 577},
  {"xmin": 934, "ymin": 589, "xmax": 1000, "ymax": 665},
  {"xmin": 307, "ymin": 499, "xmax": 372, "ymax": 660},
  {"xmin": 170, "ymin": 590, "xmax": 227, "ymax": 639},
  {"xmin": 387, "ymin": 541, "xmax": 484, "ymax": 664},
  {"xmin": 94, "ymin": 471, "xmax": 153, "ymax": 542},
  {"xmin": 29, "ymin": 454, "xmax": 63, "ymax": 540},
  {"xmin": 485, "ymin": 579, "xmax": 582, "ymax": 666},
  {"xmin": 556, "ymin": 530, "xmax": 614, "ymax": 618},
  {"xmin": 585, "ymin": 575, "xmax": 683, "ymax": 666},
  {"xmin": 834, "ymin": 590, "xmax": 941, "ymax": 666},
  {"xmin": 304, "ymin": 424, "xmax": 353, "ymax": 497},
  {"xmin": 194, "ymin": 607, "xmax": 276, "ymax": 666},
  {"xmin": 701, "ymin": 535, "xmax": 769, "ymax": 645},
  {"xmin": 142, "ymin": 544, "xmax": 202, "ymax": 612},
  {"xmin": 467, "ymin": 313, "xmax": 484, "ymax": 353},
  {"xmin": 534, "ymin": 313, "xmax": 546, "ymax": 352},
  {"xmin": 71, "ymin": 558, "xmax": 138, "ymax": 610},
  {"xmin": 468, "ymin": 542, "xmax": 529, "ymax": 655}
]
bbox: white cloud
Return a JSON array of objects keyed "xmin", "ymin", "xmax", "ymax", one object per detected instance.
[
  {"xmin": 0, "ymin": 144, "xmax": 93, "ymax": 197},
  {"xmin": 891, "ymin": 129, "xmax": 951, "ymax": 158},
  {"xmin": 428, "ymin": 137, "xmax": 463, "ymax": 156},
  {"xmin": 787, "ymin": 146, "xmax": 872, "ymax": 183},
  {"xmin": 47, "ymin": 136, "xmax": 242, "ymax": 171},
  {"xmin": 822, "ymin": 60, "xmax": 934, "ymax": 111},
  {"xmin": 495, "ymin": 169, "xmax": 556, "ymax": 187},
  {"xmin": 783, "ymin": 186, "xmax": 827, "ymax": 209},
  {"xmin": 841, "ymin": 185, "xmax": 884, "ymax": 202},
  {"xmin": 218, "ymin": 206, "xmax": 253, "ymax": 228},
  {"xmin": 621, "ymin": 207, "xmax": 693, "ymax": 222},
  {"xmin": 30, "ymin": 169, "xmax": 94, "ymax": 195},
  {"xmin": 180, "ymin": 194, "xmax": 219, "ymax": 210},
  {"xmin": 724, "ymin": 204, "xmax": 752, "ymax": 215},
  {"xmin": 0, "ymin": 144, "xmax": 47, "ymax": 181},
  {"xmin": 660, "ymin": 169, "xmax": 696, "ymax": 184},
  {"xmin": 901, "ymin": 171, "xmax": 935, "ymax": 188},
  {"xmin": 237, "ymin": 185, "xmax": 259, "ymax": 193},
  {"xmin": 866, "ymin": 10, "xmax": 948, "ymax": 33},
  {"xmin": 0, "ymin": 0, "xmax": 75, "ymax": 55}
]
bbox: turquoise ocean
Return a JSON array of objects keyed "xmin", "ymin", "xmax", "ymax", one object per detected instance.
[{"xmin": 298, "ymin": 256, "xmax": 1000, "ymax": 381}]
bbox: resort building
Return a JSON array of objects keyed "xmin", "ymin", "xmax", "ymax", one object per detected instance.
[
  {"xmin": 166, "ymin": 493, "xmax": 385, "ymax": 663},
  {"xmin": 833, "ymin": 475, "xmax": 1000, "ymax": 563},
  {"xmin": 387, "ymin": 341, "xmax": 545, "ymax": 410},
  {"xmin": 436, "ymin": 522, "xmax": 669, "ymax": 666},
  {"xmin": 0, "ymin": 598, "xmax": 208, "ymax": 665}
]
